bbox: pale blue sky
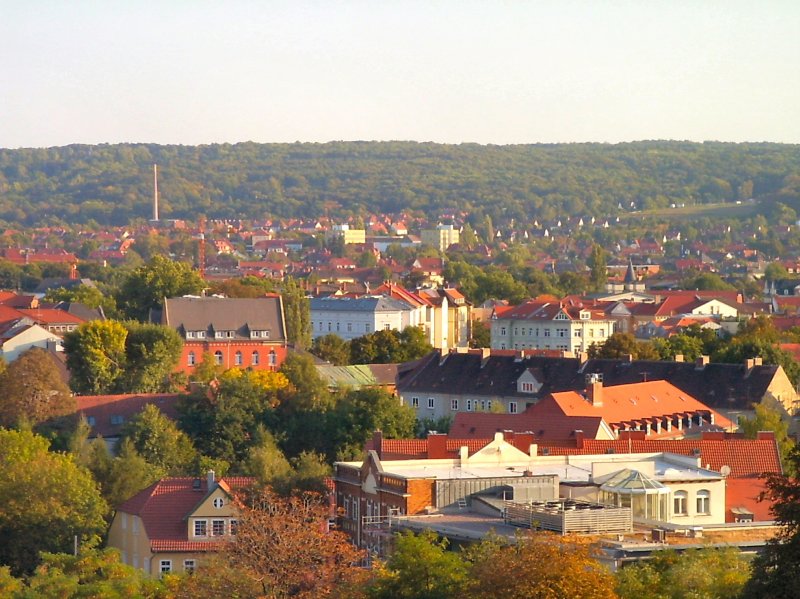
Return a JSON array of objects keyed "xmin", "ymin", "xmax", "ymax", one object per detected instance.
[{"xmin": 2, "ymin": 1, "xmax": 799, "ymax": 148}]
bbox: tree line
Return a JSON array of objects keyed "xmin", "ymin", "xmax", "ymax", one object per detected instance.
[{"xmin": 1, "ymin": 141, "xmax": 799, "ymax": 226}]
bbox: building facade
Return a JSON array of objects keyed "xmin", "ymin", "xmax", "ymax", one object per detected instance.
[{"xmin": 160, "ymin": 296, "xmax": 288, "ymax": 374}]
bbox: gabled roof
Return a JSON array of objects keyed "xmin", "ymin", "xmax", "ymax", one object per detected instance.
[
  {"xmin": 450, "ymin": 411, "xmax": 605, "ymax": 441},
  {"xmin": 309, "ymin": 296, "xmax": 413, "ymax": 313},
  {"xmin": 162, "ymin": 296, "xmax": 285, "ymax": 341},
  {"xmin": 117, "ymin": 476, "xmax": 256, "ymax": 553}
]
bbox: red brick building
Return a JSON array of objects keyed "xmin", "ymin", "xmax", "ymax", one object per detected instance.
[{"xmin": 160, "ymin": 296, "xmax": 288, "ymax": 374}]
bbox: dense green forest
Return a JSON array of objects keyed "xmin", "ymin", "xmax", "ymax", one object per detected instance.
[{"xmin": 0, "ymin": 141, "xmax": 799, "ymax": 226}]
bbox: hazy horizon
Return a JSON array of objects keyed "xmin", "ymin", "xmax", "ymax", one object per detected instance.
[{"xmin": 3, "ymin": 1, "xmax": 799, "ymax": 149}]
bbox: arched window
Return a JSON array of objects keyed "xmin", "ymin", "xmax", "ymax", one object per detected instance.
[
  {"xmin": 696, "ymin": 490, "xmax": 710, "ymax": 514},
  {"xmin": 214, "ymin": 350, "xmax": 223, "ymax": 365},
  {"xmin": 673, "ymin": 490, "xmax": 688, "ymax": 515},
  {"xmin": 234, "ymin": 351, "xmax": 243, "ymax": 366},
  {"xmin": 269, "ymin": 349, "xmax": 277, "ymax": 366},
  {"xmin": 187, "ymin": 351, "xmax": 196, "ymax": 366},
  {"xmin": 252, "ymin": 351, "xmax": 260, "ymax": 365}
]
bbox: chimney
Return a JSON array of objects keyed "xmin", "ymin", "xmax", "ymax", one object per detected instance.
[
  {"xmin": 481, "ymin": 347, "xmax": 491, "ymax": 359},
  {"xmin": 459, "ymin": 445, "xmax": 469, "ymax": 467},
  {"xmin": 587, "ymin": 380, "xmax": 603, "ymax": 407},
  {"xmin": 696, "ymin": 355, "xmax": 710, "ymax": 368},
  {"xmin": 574, "ymin": 429, "xmax": 585, "ymax": 448},
  {"xmin": 372, "ymin": 430, "xmax": 384, "ymax": 459},
  {"xmin": 754, "ymin": 357, "xmax": 763, "ymax": 366},
  {"xmin": 427, "ymin": 432, "xmax": 447, "ymax": 458},
  {"xmin": 757, "ymin": 431, "xmax": 776, "ymax": 441},
  {"xmin": 207, "ymin": 470, "xmax": 216, "ymax": 489},
  {"xmin": 745, "ymin": 358, "xmax": 755, "ymax": 370},
  {"xmin": 624, "ymin": 353, "xmax": 634, "ymax": 363},
  {"xmin": 674, "ymin": 354, "xmax": 684, "ymax": 363},
  {"xmin": 515, "ymin": 432, "xmax": 535, "ymax": 454}
]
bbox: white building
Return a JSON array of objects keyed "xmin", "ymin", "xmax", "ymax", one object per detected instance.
[
  {"xmin": 491, "ymin": 299, "xmax": 617, "ymax": 352},
  {"xmin": 421, "ymin": 224, "xmax": 460, "ymax": 252},
  {"xmin": 310, "ymin": 296, "xmax": 417, "ymax": 341}
]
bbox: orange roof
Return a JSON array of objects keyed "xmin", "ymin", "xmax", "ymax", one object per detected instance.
[
  {"xmin": 117, "ymin": 476, "xmax": 256, "ymax": 553},
  {"xmin": 17, "ymin": 308, "xmax": 85, "ymax": 325},
  {"xmin": 76, "ymin": 393, "xmax": 186, "ymax": 438},
  {"xmin": 545, "ymin": 381, "xmax": 733, "ymax": 431}
]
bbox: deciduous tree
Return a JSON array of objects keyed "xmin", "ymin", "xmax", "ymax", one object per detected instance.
[
  {"xmin": 0, "ymin": 429, "xmax": 108, "ymax": 575},
  {"xmin": 0, "ymin": 347, "xmax": 74, "ymax": 428},
  {"xmin": 64, "ymin": 320, "xmax": 128, "ymax": 394},
  {"xmin": 117, "ymin": 255, "xmax": 205, "ymax": 321}
]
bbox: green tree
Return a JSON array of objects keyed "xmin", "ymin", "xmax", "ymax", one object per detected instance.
[
  {"xmin": 117, "ymin": 255, "xmax": 205, "ymax": 321},
  {"xmin": 617, "ymin": 547, "xmax": 750, "ymax": 599},
  {"xmin": 739, "ymin": 403, "xmax": 795, "ymax": 474},
  {"xmin": 368, "ymin": 530, "xmax": 469, "ymax": 599},
  {"xmin": 310, "ymin": 333, "xmax": 351, "ymax": 365},
  {"xmin": 399, "ymin": 326, "xmax": 434, "ymax": 362},
  {"xmin": 103, "ymin": 439, "xmax": 164, "ymax": 508},
  {"xmin": 0, "ymin": 429, "xmax": 108, "ymax": 575},
  {"xmin": 469, "ymin": 320, "xmax": 490, "ymax": 348},
  {"xmin": 745, "ymin": 446, "xmax": 800, "ymax": 597},
  {"xmin": 681, "ymin": 272, "xmax": 736, "ymax": 291},
  {"xmin": 121, "ymin": 404, "xmax": 197, "ymax": 475},
  {"xmin": 281, "ymin": 277, "xmax": 311, "ymax": 349},
  {"xmin": 587, "ymin": 244, "xmax": 608, "ymax": 292},
  {"xmin": 119, "ymin": 321, "xmax": 183, "ymax": 392},
  {"xmin": 64, "ymin": 320, "xmax": 128, "ymax": 394},
  {"xmin": 332, "ymin": 387, "xmax": 417, "ymax": 460},
  {"xmin": 43, "ymin": 283, "xmax": 118, "ymax": 318},
  {"xmin": 0, "ymin": 347, "xmax": 74, "ymax": 428},
  {"xmin": 765, "ymin": 261, "xmax": 791, "ymax": 281},
  {"xmin": 8, "ymin": 543, "xmax": 171, "ymax": 598}
]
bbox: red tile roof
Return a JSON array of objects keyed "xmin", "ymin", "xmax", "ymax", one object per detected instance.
[
  {"xmin": 117, "ymin": 476, "xmax": 256, "ymax": 553},
  {"xmin": 544, "ymin": 381, "xmax": 734, "ymax": 432}
]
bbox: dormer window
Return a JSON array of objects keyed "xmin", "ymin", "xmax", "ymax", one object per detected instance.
[
  {"xmin": 579, "ymin": 311, "xmax": 590, "ymax": 320},
  {"xmin": 197, "ymin": 331, "xmax": 206, "ymax": 339},
  {"xmin": 110, "ymin": 415, "xmax": 124, "ymax": 425},
  {"xmin": 215, "ymin": 331, "xmax": 224, "ymax": 339},
  {"xmin": 186, "ymin": 331, "xmax": 195, "ymax": 339}
]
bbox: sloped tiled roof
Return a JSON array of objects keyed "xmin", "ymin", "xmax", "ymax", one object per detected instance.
[
  {"xmin": 449, "ymin": 411, "xmax": 605, "ymax": 441},
  {"xmin": 400, "ymin": 351, "xmax": 785, "ymax": 411},
  {"xmin": 117, "ymin": 476, "xmax": 256, "ymax": 553},
  {"xmin": 546, "ymin": 380, "xmax": 734, "ymax": 430}
]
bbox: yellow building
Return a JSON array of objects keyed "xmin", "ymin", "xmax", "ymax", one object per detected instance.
[
  {"xmin": 327, "ymin": 224, "xmax": 366, "ymax": 245},
  {"xmin": 421, "ymin": 224, "xmax": 460, "ymax": 252},
  {"xmin": 106, "ymin": 472, "xmax": 254, "ymax": 575}
]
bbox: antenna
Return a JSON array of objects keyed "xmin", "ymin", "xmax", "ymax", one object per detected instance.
[{"xmin": 152, "ymin": 164, "xmax": 159, "ymax": 221}]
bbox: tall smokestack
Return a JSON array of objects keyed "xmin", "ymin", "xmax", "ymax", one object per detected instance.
[{"xmin": 153, "ymin": 164, "xmax": 159, "ymax": 221}]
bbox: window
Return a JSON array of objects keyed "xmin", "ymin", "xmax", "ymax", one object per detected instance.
[
  {"xmin": 347, "ymin": 322, "xmax": 352, "ymax": 332},
  {"xmin": 411, "ymin": 397, "xmax": 419, "ymax": 408},
  {"xmin": 500, "ymin": 327, "xmax": 507, "ymax": 335},
  {"xmin": 509, "ymin": 402, "xmax": 518, "ymax": 414},
  {"xmin": 521, "ymin": 382, "xmax": 535, "ymax": 393},
  {"xmin": 599, "ymin": 329, "xmax": 606, "ymax": 337},
  {"xmin": 213, "ymin": 497, "xmax": 224, "ymax": 508},
  {"xmin": 132, "ymin": 517, "xmax": 138, "ymax": 534},
  {"xmin": 427, "ymin": 397, "xmax": 435, "ymax": 409},
  {"xmin": 160, "ymin": 560, "xmax": 172, "ymax": 574},
  {"xmin": 269, "ymin": 350, "xmax": 277, "ymax": 366},
  {"xmin": 697, "ymin": 490, "xmax": 710, "ymax": 514},
  {"xmin": 215, "ymin": 331, "xmax": 224, "ymax": 339},
  {"xmin": 365, "ymin": 323, "xmax": 371, "ymax": 333},
  {"xmin": 187, "ymin": 351, "xmax": 196, "ymax": 366},
  {"xmin": 214, "ymin": 351, "xmax": 223, "ymax": 365},
  {"xmin": 466, "ymin": 399, "xmax": 473, "ymax": 411},
  {"xmin": 486, "ymin": 400, "xmax": 492, "ymax": 411},
  {"xmin": 87, "ymin": 416, "xmax": 96, "ymax": 426},
  {"xmin": 384, "ymin": 323, "xmax": 391, "ymax": 330},
  {"xmin": 183, "ymin": 560, "xmax": 196, "ymax": 574},
  {"xmin": 194, "ymin": 520, "xmax": 207, "ymax": 537},
  {"xmin": 451, "ymin": 399, "xmax": 459, "ymax": 411},
  {"xmin": 262, "ymin": 330, "xmax": 270, "ymax": 338},
  {"xmin": 673, "ymin": 491, "xmax": 688, "ymax": 515},
  {"xmin": 234, "ymin": 351, "xmax": 243, "ymax": 366},
  {"xmin": 230, "ymin": 519, "xmax": 238, "ymax": 535},
  {"xmin": 252, "ymin": 351, "xmax": 260, "ymax": 365},
  {"xmin": 110, "ymin": 415, "xmax": 124, "ymax": 425},
  {"xmin": 227, "ymin": 331, "xmax": 235, "ymax": 338},
  {"xmin": 212, "ymin": 519, "xmax": 225, "ymax": 536},
  {"xmin": 544, "ymin": 329, "xmax": 551, "ymax": 337},
  {"xmin": 574, "ymin": 329, "xmax": 582, "ymax": 337},
  {"xmin": 328, "ymin": 322, "xmax": 332, "ymax": 331},
  {"xmin": 186, "ymin": 331, "xmax": 195, "ymax": 339},
  {"xmin": 197, "ymin": 330, "xmax": 205, "ymax": 339}
]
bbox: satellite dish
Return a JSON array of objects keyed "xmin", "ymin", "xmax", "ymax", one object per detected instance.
[{"xmin": 720, "ymin": 465, "xmax": 731, "ymax": 478}]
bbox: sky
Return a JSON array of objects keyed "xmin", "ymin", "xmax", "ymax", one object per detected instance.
[{"xmin": 2, "ymin": 1, "xmax": 799, "ymax": 148}]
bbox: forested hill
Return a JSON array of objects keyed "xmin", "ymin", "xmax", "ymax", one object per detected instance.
[{"xmin": 0, "ymin": 141, "xmax": 799, "ymax": 227}]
